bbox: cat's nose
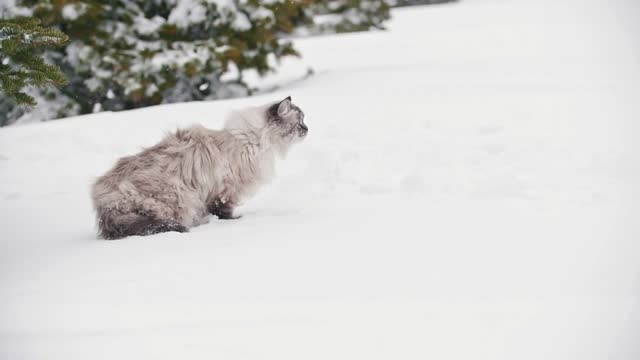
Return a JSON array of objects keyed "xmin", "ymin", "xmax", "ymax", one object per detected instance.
[{"xmin": 298, "ymin": 123, "xmax": 308, "ymax": 136}]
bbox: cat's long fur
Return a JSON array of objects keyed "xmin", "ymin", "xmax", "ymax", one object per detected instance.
[{"xmin": 91, "ymin": 97, "xmax": 307, "ymax": 239}]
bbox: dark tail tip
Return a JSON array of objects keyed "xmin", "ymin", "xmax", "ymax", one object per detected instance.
[{"xmin": 99, "ymin": 213, "xmax": 188, "ymax": 240}]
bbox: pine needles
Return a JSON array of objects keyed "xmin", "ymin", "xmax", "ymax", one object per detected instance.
[{"xmin": 0, "ymin": 17, "xmax": 68, "ymax": 107}]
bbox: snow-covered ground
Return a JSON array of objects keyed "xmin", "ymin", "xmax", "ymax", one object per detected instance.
[{"xmin": 1, "ymin": 0, "xmax": 639, "ymax": 358}]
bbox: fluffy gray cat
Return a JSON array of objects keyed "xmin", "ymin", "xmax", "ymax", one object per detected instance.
[{"xmin": 91, "ymin": 97, "xmax": 307, "ymax": 239}]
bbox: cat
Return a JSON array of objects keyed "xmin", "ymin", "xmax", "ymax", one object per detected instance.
[{"xmin": 91, "ymin": 96, "xmax": 307, "ymax": 239}]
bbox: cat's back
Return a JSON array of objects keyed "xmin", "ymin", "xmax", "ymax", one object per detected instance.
[{"xmin": 94, "ymin": 125, "xmax": 217, "ymax": 189}]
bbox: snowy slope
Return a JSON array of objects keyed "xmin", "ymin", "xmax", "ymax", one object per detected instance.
[{"xmin": 1, "ymin": 0, "xmax": 639, "ymax": 359}]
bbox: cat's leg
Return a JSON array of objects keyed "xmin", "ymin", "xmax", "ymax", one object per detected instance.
[
  {"xmin": 131, "ymin": 218, "xmax": 188, "ymax": 237},
  {"xmin": 207, "ymin": 195, "xmax": 241, "ymax": 220},
  {"xmin": 194, "ymin": 213, "xmax": 211, "ymax": 226},
  {"xmin": 98, "ymin": 209, "xmax": 188, "ymax": 239}
]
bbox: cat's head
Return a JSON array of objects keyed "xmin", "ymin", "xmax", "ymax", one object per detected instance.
[
  {"xmin": 224, "ymin": 96, "xmax": 308, "ymax": 154},
  {"xmin": 266, "ymin": 96, "xmax": 308, "ymax": 143}
]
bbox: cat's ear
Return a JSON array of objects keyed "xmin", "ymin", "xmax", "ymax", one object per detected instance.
[{"xmin": 277, "ymin": 96, "xmax": 292, "ymax": 116}]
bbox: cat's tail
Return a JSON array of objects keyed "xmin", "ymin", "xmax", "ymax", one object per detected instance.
[{"xmin": 97, "ymin": 209, "xmax": 187, "ymax": 240}]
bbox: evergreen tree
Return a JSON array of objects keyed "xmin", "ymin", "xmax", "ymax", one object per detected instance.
[
  {"xmin": 2, "ymin": 0, "xmax": 392, "ymax": 125},
  {"xmin": 23, "ymin": 0, "xmax": 308, "ymax": 115},
  {"xmin": 0, "ymin": 16, "xmax": 68, "ymax": 107}
]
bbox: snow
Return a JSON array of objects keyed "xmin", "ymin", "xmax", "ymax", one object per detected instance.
[
  {"xmin": 0, "ymin": 0, "xmax": 31, "ymax": 17},
  {"xmin": 134, "ymin": 15, "xmax": 165, "ymax": 36},
  {"xmin": 84, "ymin": 78, "xmax": 101, "ymax": 92},
  {"xmin": 1, "ymin": 0, "xmax": 639, "ymax": 359},
  {"xmin": 61, "ymin": 4, "xmax": 86, "ymax": 21},
  {"xmin": 251, "ymin": 6, "xmax": 274, "ymax": 21},
  {"xmin": 231, "ymin": 12, "xmax": 251, "ymax": 31},
  {"xmin": 168, "ymin": 0, "xmax": 207, "ymax": 28}
]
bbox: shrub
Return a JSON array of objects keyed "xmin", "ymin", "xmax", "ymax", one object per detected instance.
[{"xmin": 2, "ymin": 0, "xmax": 391, "ymax": 125}]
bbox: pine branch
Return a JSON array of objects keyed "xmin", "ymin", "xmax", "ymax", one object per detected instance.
[{"xmin": 0, "ymin": 16, "xmax": 68, "ymax": 106}]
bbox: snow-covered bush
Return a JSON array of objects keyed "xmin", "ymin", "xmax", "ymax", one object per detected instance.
[
  {"xmin": 2, "ymin": 0, "xmax": 392, "ymax": 125},
  {"xmin": 21, "ymin": 0, "xmax": 306, "ymax": 116},
  {"xmin": 309, "ymin": 0, "xmax": 392, "ymax": 34}
]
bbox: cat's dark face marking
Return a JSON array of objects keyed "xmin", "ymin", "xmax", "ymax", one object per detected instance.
[{"xmin": 267, "ymin": 96, "xmax": 308, "ymax": 141}]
